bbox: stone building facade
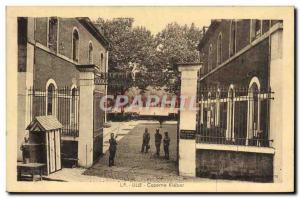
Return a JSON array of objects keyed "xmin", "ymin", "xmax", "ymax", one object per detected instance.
[
  {"xmin": 17, "ymin": 17, "xmax": 110, "ymax": 168},
  {"xmin": 178, "ymin": 19, "xmax": 283, "ymax": 182}
]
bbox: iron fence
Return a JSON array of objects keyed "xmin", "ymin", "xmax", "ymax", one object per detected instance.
[
  {"xmin": 28, "ymin": 87, "xmax": 80, "ymax": 137},
  {"xmin": 196, "ymin": 86, "xmax": 274, "ymax": 147}
]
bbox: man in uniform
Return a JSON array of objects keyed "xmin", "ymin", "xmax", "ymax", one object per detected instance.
[
  {"xmin": 154, "ymin": 128, "xmax": 162, "ymax": 156},
  {"xmin": 109, "ymin": 133, "xmax": 117, "ymax": 167},
  {"xmin": 141, "ymin": 128, "xmax": 150, "ymax": 153},
  {"xmin": 163, "ymin": 132, "xmax": 170, "ymax": 160}
]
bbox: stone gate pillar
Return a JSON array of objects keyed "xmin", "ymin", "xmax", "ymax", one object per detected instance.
[
  {"xmin": 77, "ymin": 65, "xmax": 95, "ymax": 168},
  {"xmin": 269, "ymin": 25, "xmax": 283, "ymax": 183},
  {"xmin": 178, "ymin": 63, "xmax": 201, "ymax": 177}
]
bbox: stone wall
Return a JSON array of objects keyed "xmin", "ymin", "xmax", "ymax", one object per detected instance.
[
  {"xmin": 196, "ymin": 149, "xmax": 273, "ymax": 182},
  {"xmin": 34, "ymin": 17, "xmax": 108, "ymax": 70},
  {"xmin": 33, "ymin": 47, "xmax": 79, "ymax": 88}
]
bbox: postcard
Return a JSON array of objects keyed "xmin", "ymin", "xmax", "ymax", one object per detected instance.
[{"xmin": 6, "ymin": 6, "xmax": 294, "ymax": 192}]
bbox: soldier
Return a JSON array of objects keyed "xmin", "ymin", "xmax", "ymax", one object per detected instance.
[
  {"xmin": 163, "ymin": 132, "xmax": 170, "ymax": 160},
  {"xmin": 154, "ymin": 128, "xmax": 162, "ymax": 156},
  {"xmin": 108, "ymin": 133, "xmax": 117, "ymax": 167},
  {"xmin": 141, "ymin": 128, "xmax": 150, "ymax": 153}
]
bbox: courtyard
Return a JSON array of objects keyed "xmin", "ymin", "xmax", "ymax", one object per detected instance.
[
  {"xmin": 83, "ymin": 122, "xmax": 179, "ymax": 182},
  {"xmin": 44, "ymin": 121, "xmax": 251, "ymax": 184}
]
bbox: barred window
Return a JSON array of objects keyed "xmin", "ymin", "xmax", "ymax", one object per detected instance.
[
  {"xmin": 71, "ymin": 88, "xmax": 77, "ymax": 115},
  {"xmin": 47, "ymin": 83, "xmax": 55, "ymax": 115},
  {"xmin": 248, "ymin": 80, "xmax": 260, "ymax": 140},
  {"xmin": 227, "ymin": 86, "xmax": 235, "ymax": 140}
]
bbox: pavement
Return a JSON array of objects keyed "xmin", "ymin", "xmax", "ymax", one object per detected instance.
[
  {"xmin": 84, "ymin": 122, "xmax": 179, "ymax": 182},
  {"xmin": 44, "ymin": 120, "xmax": 181, "ymax": 182},
  {"xmin": 43, "ymin": 120, "xmax": 252, "ymax": 183}
]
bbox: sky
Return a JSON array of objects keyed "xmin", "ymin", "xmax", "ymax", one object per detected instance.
[{"xmin": 86, "ymin": 7, "xmax": 211, "ymax": 34}]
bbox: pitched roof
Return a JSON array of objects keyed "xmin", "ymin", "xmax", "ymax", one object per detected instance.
[{"xmin": 26, "ymin": 116, "xmax": 62, "ymax": 131}]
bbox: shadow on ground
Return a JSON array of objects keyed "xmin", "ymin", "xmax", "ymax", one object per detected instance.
[{"xmin": 83, "ymin": 123, "xmax": 183, "ymax": 182}]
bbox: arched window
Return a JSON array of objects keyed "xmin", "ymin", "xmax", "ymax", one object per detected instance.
[
  {"xmin": 71, "ymin": 87, "xmax": 77, "ymax": 115},
  {"xmin": 200, "ymin": 94, "xmax": 204, "ymax": 125},
  {"xmin": 69, "ymin": 85, "xmax": 78, "ymax": 131},
  {"xmin": 215, "ymin": 89, "xmax": 221, "ymax": 126},
  {"xmin": 88, "ymin": 42, "xmax": 93, "ymax": 64},
  {"xmin": 226, "ymin": 86, "xmax": 235, "ymax": 140},
  {"xmin": 47, "ymin": 83, "xmax": 55, "ymax": 115},
  {"xmin": 72, "ymin": 29, "xmax": 79, "ymax": 62},
  {"xmin": 217, "ymin": 33, "xmax": 222, "ymax": 65},
  {"xmin": 229, "ymin": 20, "xmax": 237, "ymax": 57},
  {"xmin": 247, "ymin": 78, "xmax": 261, "ymax": 143},
  {"xmin": 207, "ymin": 92, "xmax": 212, "ymax": 128},
  {"xmin": 208, "ymin": 44, "xmax": 213, "ymax": 72},
  {"xmin": 100, "ymin": 53, "xmax": 104, "ymax": 68}
]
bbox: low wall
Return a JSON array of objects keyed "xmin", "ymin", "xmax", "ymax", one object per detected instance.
[
  {"xmin": 61, "ymin": 140, "xmax": 78, "ymax": 168},
  {"xmin": 196, "ymin": 149, "xmax": 273, "ymax": 182}
]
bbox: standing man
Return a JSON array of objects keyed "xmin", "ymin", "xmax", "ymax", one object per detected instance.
[
  {"xmin": 141, "ymin": 128, "xmax": 150, "ymax": 153},
  {"xmin": 154, "ymin": 128, "xmax": 162, "ymax": 156},
  {"xmin": 109, "ymin": 133, "xmax": 117, "ymax": 167},
  {"xmin": 163, "ymin": 132, "xmax": 170, "ymax": 160}
]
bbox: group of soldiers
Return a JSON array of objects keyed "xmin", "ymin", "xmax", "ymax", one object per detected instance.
[
  {"xmin": 141, "ymin": 128, "xmax": 170, "ymax": 159},
  {"xmin": 108, "ymin": 127, "xmax": 171, "ymax": 167}
]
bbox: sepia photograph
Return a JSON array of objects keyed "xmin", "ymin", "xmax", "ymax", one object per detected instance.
[{"xmin": 6, "ymin": 6, "xmax": 294, "ymax": 193}]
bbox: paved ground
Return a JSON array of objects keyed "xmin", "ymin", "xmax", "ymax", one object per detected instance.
[
  {"xmin": 44, "ymin": 121, "xmax": 253, "ymax": 183},
  {"xmin": 83, "ymin": 123, "xmax": 181, "ymax": 182}
]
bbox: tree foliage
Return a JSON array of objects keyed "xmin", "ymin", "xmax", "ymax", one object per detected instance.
[
  {"xmin": 95, "ymin": 18, "xmax": 156, "ymax": 72},
  {"xmin": 94, "ymin": 18, "xmax": 203, "ymax": 94},
  {"xmin": 154, "ymin": 22, "xmax": 202, "ymax": 70}
]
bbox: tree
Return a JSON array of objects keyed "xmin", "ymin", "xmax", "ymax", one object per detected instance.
[
  {"xmin": 95, "ymin": 18, "xmax": 156, "ymax": 73},
  {"xmin": 95, "ymin": 18, "xmax": 158, "ymax": 93},
  {"xmin": 153, "ymin": 22, "xmax": 203, "ymax": 93},
  {"xmin": 94, "ymin": 19, "xmax": 203, "ymax": 94},
  {"xmin": 154, "ymin": 22, "xmax": 202, "ymax": 70}
]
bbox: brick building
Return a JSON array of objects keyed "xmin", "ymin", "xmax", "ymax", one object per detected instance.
[
  {"xmin": 17, "ymin": 17, "xmax": 110, "ymax": 169},
  {"xmin": 178, "ymin": 20, "xmax": 283, "ymax": 182}
]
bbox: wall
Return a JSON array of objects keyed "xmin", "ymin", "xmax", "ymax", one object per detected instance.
[
  {"xmin": 35, "ymin": 18, "xmax": 48, "ymax": 46},
  {"xmin": 61, "ymin": 140, "xmax": 78, "ymax": 167},
  {"xmin": 236, "ymin": 20, "xmax": 251, "ymax": 52},
  {"xmin": 269, "ymin": 28, "xmax": 283, "ymax": 182},
  {"xmin": 33, "ymin": 48, "xmax": 79, "ymax": 89},
  {"xmin": 199, "ymin": 20, "xmax": 280, "ymax": 77},
  {"xmin": 200, "ymin": 20, "xmax": 250, "ymax": 74},
  {"xmin": 34, "ymin": 17, "xmax": 108, "ymax": 72},
  {"xmin": 201, "ymin": 39, "xmax": 270, "ymax": 90},
  {"xmin": 196, "ymin": 149, "xmax": 273, "ymax": 182},
  {"xmin": 58, "ymin": 18, "xmax": 108, "ymax": 70}
]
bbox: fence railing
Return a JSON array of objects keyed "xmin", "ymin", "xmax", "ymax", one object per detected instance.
[
  {"xmin": 28, "ymin": 87, "xmax": 80, "ymax": 138},
  {"xmin": 196, "ymin": 86, "xmax": 274, "ymax": 147}
]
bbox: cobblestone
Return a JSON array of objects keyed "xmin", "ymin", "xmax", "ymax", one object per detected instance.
[{"xmin": 84, "ymin": 123, "xmax": 180, "ymax": 181}]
